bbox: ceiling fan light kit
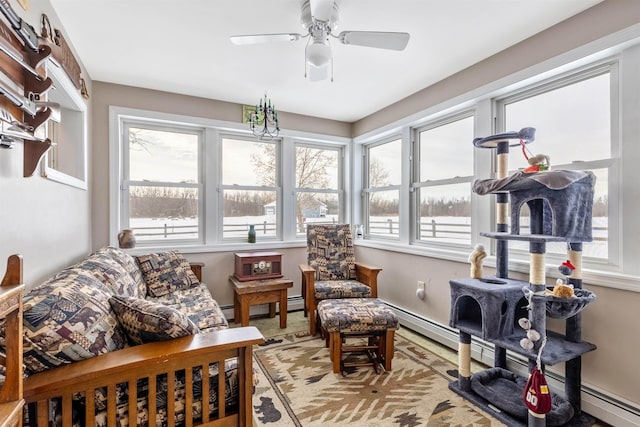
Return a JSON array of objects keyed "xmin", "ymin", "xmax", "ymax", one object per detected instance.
[
  {"xmin": 305, "ymin": 40, "xmax": 331, "ymax": 67},
  {"xmin": 229, "ymin": 0, "xmax": 410, "ymax": 82}
]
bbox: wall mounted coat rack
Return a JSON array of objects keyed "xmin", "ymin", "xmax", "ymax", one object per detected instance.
[{"xmin": 0, "ymin": 2, "xmax": 74, "ymax": 177}]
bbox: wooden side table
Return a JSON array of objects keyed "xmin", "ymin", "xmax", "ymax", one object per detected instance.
[{"xmin": 229, "ymin": 275, "xmax": 293, "ymax": 328}]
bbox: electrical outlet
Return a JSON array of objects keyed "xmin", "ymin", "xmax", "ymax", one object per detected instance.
[{"xmin": 416, "ymin": 280, "xmax": 426, "ymax": 300}]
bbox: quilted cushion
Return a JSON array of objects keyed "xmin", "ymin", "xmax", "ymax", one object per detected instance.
[
  {"xmin": 98, "ymin": 246, "xmax": 146, "ymax": 296},
  {"xmin": 317, "ymin": 298, "xmax": 399, "ymax": 334},
  {"xmin": 20, "ymin": 268, "xmax": 126, "ymax": 374},
  {"xmin": 306, "ymin": 224, "xmax": 356, "ymax": 280},
  {"xmin": 149, "ymin": 283, "xmax": 228, "ymax": 331},
  {"xmin": 74, "ymin": 247, "xmax": 144, "ymax": 298},
  {"xmin": 314, "ymin": 280, "xmax": 371, "ymax": 300},
  {"xmin": 136, "ymin": 251, "xmax": 200, "ymax": 297},
  {"xmin": 109, "ymin": 295, "xmax": 199, "ymax": 345}
]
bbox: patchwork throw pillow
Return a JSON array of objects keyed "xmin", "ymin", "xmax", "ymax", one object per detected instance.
[
  {"xmin": 74, "ymin": 248, "xmax": 143, "ymax": 298},
  {"xmin": 17, "ymin": 269, "xmax": 126, "ymax": 374},
  {"xmin": 135, "ymin": 251, "xmax": 200, "ymax": 297},
  {"xmin": 109, "ymin": 295, "xmax": 199, "ymax": 345}
]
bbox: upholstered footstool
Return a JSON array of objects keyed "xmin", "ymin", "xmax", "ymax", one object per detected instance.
[{"xmin": 317, "ymin": 298, "xmax": 399, "ymax": 375}]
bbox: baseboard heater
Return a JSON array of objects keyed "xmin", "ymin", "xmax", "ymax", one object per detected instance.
[
  {"xmin": 221, "ymin": 297, "xmax": 639, "ymax": 426},
  {"xmin": 385, "ymin": 301, "xmax": 640, "ymax": 427}
]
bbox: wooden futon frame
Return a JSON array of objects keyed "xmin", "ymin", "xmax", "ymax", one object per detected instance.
[{"xmin": 2, "ymin": 255, "xmax": 264, "ymax": 427}]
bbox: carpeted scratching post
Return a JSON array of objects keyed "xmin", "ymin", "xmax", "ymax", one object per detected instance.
[
  {"xmin": 565, "ymin": 242, "xmax": 584, "ymax": 413},
  {"xmin": 458, "ymin": 332, "xmax": 472, "ymax": 391},
  {"xmin": 449, "ymin": 128, "xmax": 597, "ymax": 427},
  {"xmin": 471, "ymin": 132, "xmax": 527, "ymax": 369},
  {"xmin": 495, "ymin": 140, "xmax": 509, "ymax": 368},
  {"xmin": 528, "ymin": 243, "xmax": 548, "ymax": 427}
]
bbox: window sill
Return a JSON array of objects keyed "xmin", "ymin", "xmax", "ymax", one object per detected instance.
[
  {"xmin": 354, "ymin": 239, "xmax": 640, "ymax": 293},
  {"xmin": 119, "ymin": 239, "xmax": 307, "ymax": 256}
]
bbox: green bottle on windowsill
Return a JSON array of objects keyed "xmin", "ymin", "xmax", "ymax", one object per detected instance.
[{"xmin": 248, "ymin": 225, "xmax": 256, "ymax": 243}]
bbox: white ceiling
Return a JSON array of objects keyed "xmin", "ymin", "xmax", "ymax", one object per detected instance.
[{"xmin": 49, "ymin": 0, "xmax": 601, "ymax": 122}]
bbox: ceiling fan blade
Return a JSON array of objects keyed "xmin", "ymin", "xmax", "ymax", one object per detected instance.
[
  {"xmin": 309, "ymin": 0, "xmax": 335, "ymax": 22},
  {"xmin": 230, "ymin": 33, "xmax": 303, "ymax": 45},
  {"xmin": 338, "ymin": 31, "xmax": 410, "ymax": 51},
  {"xmin": 308, "ymin": 64, "xmax": 329, "ymax": 82}
]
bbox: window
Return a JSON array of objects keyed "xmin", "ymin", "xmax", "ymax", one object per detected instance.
[
  {"xmin": 413, "ymin": 114, "xmax": 475, "ymax": 247},
  {"xmin": 221, "ymin": 137, "xmax": 279, "ymax": 241},
  {"xmin": 364, "ymin": 138, "xmax": 402, "ymax": 239},
  {"xmin": 122, "ymin": 123, "xmax": 202, "ymax": 244},
  {"xmin": 42, "ymin": 62, "xmax": 88, "ymax": 189},
  {"xmin": 112, "ymin": 108, "xmax": 350, "ymax": 248},
  {"xmin": 294, "ymin": 144, "xmax": 342, "ymax": 236},
  {"xmin": 496, "ymin": 66, "xmax": 615, "ymax": 262},
  {"xmin": 351, "ymin": 43, "xmax": 637, "ymax": 283}
]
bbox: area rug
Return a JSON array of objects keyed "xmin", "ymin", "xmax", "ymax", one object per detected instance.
[{"xmin": 252, "ymin": 332, "xmax": 505, "ymax": 426}]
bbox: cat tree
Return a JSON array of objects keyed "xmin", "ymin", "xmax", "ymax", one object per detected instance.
[{"xmin": 448, "ymin": 128, "xmax": 597, "ymax": 427}]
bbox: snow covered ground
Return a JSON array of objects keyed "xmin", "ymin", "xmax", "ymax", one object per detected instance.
[{"xmin": 129, "ymin": 215, "xmax": 608, "ymax": 258}]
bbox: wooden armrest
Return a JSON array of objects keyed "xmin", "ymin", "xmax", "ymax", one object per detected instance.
[
  {"xmin": 299, "ymin": 264, "xmax": 316, "ymax": 316},
  {"xmin": 354, "ymin": 262, "xmax": 382, "ymax": 274},
  {"xmin": 1, "ymin": 254, "xmax": 23, "ymax": 286},
  {"xmin": 299, "ymin": 264, "xmax": 316, "ymax": 294},
  {"xmin": 355, "ymin": 262, "xmax": 382, "ymax": 298},
  {"xmin": 189, "ymin": 262, "xmax": 204, "ymax": 281},
  {"xmin": 299, "ymin": 263, "xmax": 315, "ymax": 274},
  {"xmin": 24, "ymin": 326, "xmax": 264, "ymax": 397}
]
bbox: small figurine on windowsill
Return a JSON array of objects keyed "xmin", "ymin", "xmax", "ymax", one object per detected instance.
[
  {"xmin": 468, "ymin": 243, "xmax": 487, "ymax": 279},
  {"xmin": 118, "ymin": 229, "xmax": 136, "ymax": 249}
]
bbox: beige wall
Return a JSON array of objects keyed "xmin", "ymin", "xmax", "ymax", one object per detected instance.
[
  {"xmin": 357, "ymin": 246, "xmax": 640, "ymax": 406},
  {"xmin": 179, "ymin": 247, "xmax": 307, "ymax": 309},
  {"xmin": 0, "ymin": 1, "xmax": 92, "ymax": 287},
  {"xmin": 90, "ymin": 83, "xmax": 347, "ymax": 307},
  {"xmin": 90, "ymin": 82, "xmax": 351, "ymax": 250}
]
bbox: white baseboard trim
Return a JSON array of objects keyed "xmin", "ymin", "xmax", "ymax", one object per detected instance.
[
  {"xmin": 222, "ymin": 297, "xmax": 639, "ymax": 426},
  {"xmin": 385, "ymin": 302, "xmax": 640, "ymax": 427}
]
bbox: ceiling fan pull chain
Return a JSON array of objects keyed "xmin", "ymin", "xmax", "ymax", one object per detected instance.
[
  {"xmin": 304, "ymin": 37, "xmax": 311, "ymax": 79},
  {"xmin": 330, "ymin": 48, "xmax": 334, "ymax": 82}
]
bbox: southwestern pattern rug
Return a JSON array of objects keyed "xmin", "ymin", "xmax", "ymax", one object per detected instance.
[{"xmin": 252, "ymin": 332, "xmax": 505, "ymax": 426}]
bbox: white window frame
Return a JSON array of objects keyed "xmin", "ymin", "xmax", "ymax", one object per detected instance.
[
  {"xmin": 293, "ymin": 141, "xmax": 345, "ymax": 236},
  {"xmin": 218, "ymin": 133, "xmax": 282, "ymax": 242},
  {"xmin": 494, "ymin": 62, "xmax": 620, "ymax": 271},
  {"xmin": 109, "ymin": 106, "xmax": 351, "ymax": 251},
  {"xmin": 411, "ymin": 111, "xmax": 476, "ymax": 250},
  {"xmin": 352, "ymin": 36, "xmax": 640, "ymax": 290},
  {"xmin": 362, "ymin": 136, "xmax": 403, "ymax": 241},
  {"xmin": 120, "ymin": 120, "xmax": 204, "ymax": 246},
  {"xmin": 41, "ymin": 62, "xmax": 88, "ymax": 190}
]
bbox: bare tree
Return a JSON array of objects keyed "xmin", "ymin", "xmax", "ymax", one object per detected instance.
[
  {"xmin": 251, "ymin": 145, "xmax": 336, "ymax": 231},
  {"xmin": 130, "ymin": 186, "xmax": 197, "ymax": 218},
  {"xmin": 368, "ymin": 157, "xmax": 390, "ymax": 188},
  {"xmin": 367, "ymin": 157, "xmax": 392, "ymax": 213},
  {"xmin": 250, "ymin": 143, "xmax": 277, "ymax": 186},
  {"xmin": 128, "ymin": 128, "xmax": 153, "ymax": 153}
]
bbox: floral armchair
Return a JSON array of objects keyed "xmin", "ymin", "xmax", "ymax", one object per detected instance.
[{"xmin": 299, "ymin": 224, "xmax": 382, "ymax": 334}]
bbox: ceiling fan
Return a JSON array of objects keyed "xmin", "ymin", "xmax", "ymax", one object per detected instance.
[{"xmin": 229, "ymin": 0, "xmax": 410, "ymax": 82}]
